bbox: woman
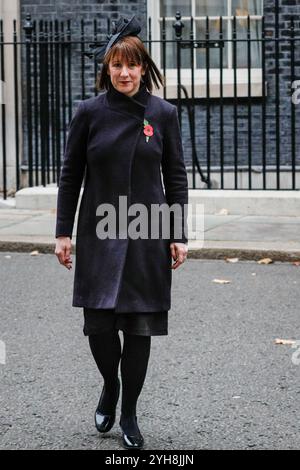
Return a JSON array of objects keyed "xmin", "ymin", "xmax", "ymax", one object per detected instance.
[{"xmin": 54, "ymin": 16, "xmax": 188, "ymax": 450}]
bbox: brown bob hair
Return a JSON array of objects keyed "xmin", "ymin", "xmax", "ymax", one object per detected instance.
[{"xmin": 96, "ymin": 35, "xmax": 165, "ymax": 93}]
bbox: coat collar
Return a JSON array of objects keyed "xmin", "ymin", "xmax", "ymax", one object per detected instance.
[{"xmin": 105, "ymin": 81, "xmax": 150, "ymax": 121}]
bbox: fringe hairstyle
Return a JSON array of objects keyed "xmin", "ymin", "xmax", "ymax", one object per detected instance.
[{"xmin": 96, "ymin": 35, "xmax": 165, "ymax": 93}]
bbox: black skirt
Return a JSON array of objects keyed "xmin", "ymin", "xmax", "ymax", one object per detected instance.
[{"xmin": 83, "ymin": 307, "xmax": 168, "ymax": 336}]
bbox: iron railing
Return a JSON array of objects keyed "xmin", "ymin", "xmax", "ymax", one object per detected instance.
[{"xmin": 0, "ymin": 12, "xmax": 300, "ymax": 199}]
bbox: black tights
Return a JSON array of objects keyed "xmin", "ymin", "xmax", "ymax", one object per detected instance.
[{"xmin": 88, "ymin": 330, "xmax": 151, "ymax": 435}]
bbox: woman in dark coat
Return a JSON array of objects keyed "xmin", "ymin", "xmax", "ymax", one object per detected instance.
[{"xmin": 54, "ymin": 16, "xmax": 188, "ymax": 450}]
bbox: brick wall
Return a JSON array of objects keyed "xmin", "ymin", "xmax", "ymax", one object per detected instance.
[
  {"xmin": 21, "ymin": 0, "xmax": 147, "ymax": 27},
  {"xmin": 179, "ymin": 0, "xmax": 300, "ymax": 178},
  {"xmin": 19, "ymin": 0, "xmax": 300, "ymax": 185},
  {"xmin": 19, "ymin": 0, "xmax": 147, "ymax": 169}
]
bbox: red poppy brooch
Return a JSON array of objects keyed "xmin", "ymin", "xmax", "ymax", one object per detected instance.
[{"xmin": 143, "ymin": 119, "xmax": 154, "ymax": 143}]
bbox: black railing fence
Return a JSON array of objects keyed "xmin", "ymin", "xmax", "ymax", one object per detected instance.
[{"xmin": 0, "ymin": 12, "xmax": 300, "ymax": 199}]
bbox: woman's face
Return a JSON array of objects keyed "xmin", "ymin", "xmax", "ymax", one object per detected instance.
[{"xmin": 107, "ymin": 56, "xmax": 145, "ymax": 97}]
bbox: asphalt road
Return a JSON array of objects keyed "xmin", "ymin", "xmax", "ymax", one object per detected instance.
[{"xmin": 0, "ymin": 252, "xmax": 300, "ymax": 450}]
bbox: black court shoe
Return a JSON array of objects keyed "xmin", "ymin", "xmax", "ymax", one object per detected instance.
[
  {"xmin": 120, "ymin": 416, "xmax": 144, "ymax": 450},
  {"xmin": 95, "ymin": 378, "xmax": 120, "ymax": 433}
]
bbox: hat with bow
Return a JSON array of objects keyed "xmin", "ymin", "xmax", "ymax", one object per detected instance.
[{"xmin": 84, "ymin": 15, "xmax": 142, "ymax": 63}]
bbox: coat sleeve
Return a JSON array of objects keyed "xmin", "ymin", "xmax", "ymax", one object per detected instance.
[
  {"xmin": 55, "ymin": 100, "xmax": 88, "ymax": 239},
  {"xmin": 161, "ymin": 105, "xmax": 189, "ymax": 244}
]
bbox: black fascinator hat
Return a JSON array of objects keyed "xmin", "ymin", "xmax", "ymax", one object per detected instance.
[{"xmin": 84, "ymin": 15, "xmax": 142, "ymax": 63}]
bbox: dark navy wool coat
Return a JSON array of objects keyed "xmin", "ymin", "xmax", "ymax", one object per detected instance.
[{"xmin": 55, "ymin": 82, "xmax": 188, "ymax": 312}]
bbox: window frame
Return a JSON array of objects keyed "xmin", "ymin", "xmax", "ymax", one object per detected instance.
[{"xmin": 147, "ymin": 0, "xmax": 265, "ymax": 98}]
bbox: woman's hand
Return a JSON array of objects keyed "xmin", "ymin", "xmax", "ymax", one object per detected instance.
[
  {"xmin": 170, "ymin": 242, "xmax": 188, "ymax": 270},
  {"xmin": 55, "ymin": 236, "xmax": 72, "ymax": 270}
]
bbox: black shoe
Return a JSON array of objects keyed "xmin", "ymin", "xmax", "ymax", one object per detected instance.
[
  {"xmin": 95, "ymin": 379, "xmax": 120, "ymax": 433},
  {"xmin": 120, "ymin": 416, "xmax": 144, "ymax": 450}
]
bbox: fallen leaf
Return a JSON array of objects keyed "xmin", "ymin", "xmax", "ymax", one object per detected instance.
[
  {"xmin": 225, "ymin": 257, "xmax": 239, "ymax": 263},
  {"xmin": 257, "ymin": 258, "xmax": 273, "ymax": 265},
  {"xmin": 30, "ymin": 250, "xmax": 40, "ymax": 256},
  {"xmin": 275, "ymin": 338, "xmax": 296, "ymax": 346},
  {"xmin": 213, "ymin": 278, "xmax": 231, "ymax": 284}
]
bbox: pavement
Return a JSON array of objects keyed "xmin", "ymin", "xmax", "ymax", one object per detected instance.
[
  {"xmin": 1, "ymin": 253, "xmax": 300, "ymax": 450},
  {"xmin": 0, "ymin": 197, "xmax": 300, "ymax": 261},
  {"xmin": 1, "ymin": 196, "xmax": 300, "ymax": 450}
]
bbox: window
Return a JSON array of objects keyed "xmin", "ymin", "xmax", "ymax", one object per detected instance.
[{"xmin": 147, "ymin": 0, "xmax": 264, "ymax": 98}]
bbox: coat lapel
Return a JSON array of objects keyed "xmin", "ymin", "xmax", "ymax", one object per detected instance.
[{"xmin": 105, "ymin": 82, "xmax": 150, "ymax": 122}]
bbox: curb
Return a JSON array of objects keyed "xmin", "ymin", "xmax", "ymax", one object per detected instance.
[
  {"xmin": 187, "ymin": 248, "xmax": 300, "ymax": 262},
  {"xmin": 0, "ymin": 240, "xmax": 300, "ymax": 262}
]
